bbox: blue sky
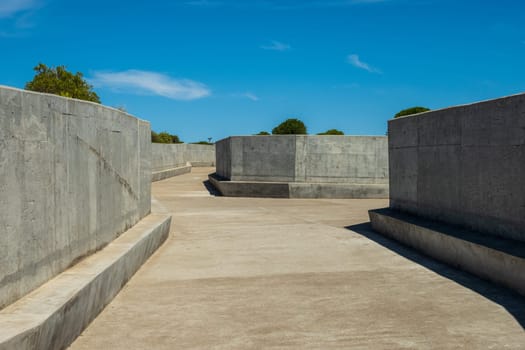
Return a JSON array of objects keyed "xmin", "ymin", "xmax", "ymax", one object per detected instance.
[{"xmin": 1, "ymin": 0, "xmax": 524, "ymax": 142}]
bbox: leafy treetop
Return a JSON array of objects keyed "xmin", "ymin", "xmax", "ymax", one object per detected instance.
[
  {"xmin": 256, "ymin": 131, "xmax": 270, "ymax": 135},
  {"xmin": 25, "ymin": 63, "xmax": 100, "ymax": 103},
  {"xmin": 272, "ymin": 118, "xmax": 307, "ymax": 135},
  {"xmin": 394, "ymin": 106, "xmax": 430, "ymax": 118},
  {"xmin": 317, "ymin": 129, "xmax": 344, "ymax": 135},
  {"xmin": 151, "ymin": 131, "xmax": 183, "ymax": 144}
]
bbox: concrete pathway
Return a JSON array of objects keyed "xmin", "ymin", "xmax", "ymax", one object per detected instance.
[{"xmin": 70, "ymin": 168, "xmax": 525, "ymax": 349}]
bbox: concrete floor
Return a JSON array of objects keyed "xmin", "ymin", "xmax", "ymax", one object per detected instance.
[{"xmin": 70, "ymin": 168, "xmax": 525, "ymax": 349}]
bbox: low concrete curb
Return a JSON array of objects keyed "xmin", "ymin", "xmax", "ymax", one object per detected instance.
[
  {"xmin": 0, "ymin": 213, "xmax": 171, "ymax": 350},
  {"xmin": 152, "ymin": 165, "xmax": 192, "ymax": 182},
  {"xmin": 369, "ymin": 208, "xmax": 525, "ymax": 297},
  {"xmin": 209, "ymin": 173, "xmax": 388, "ymax": 199}
]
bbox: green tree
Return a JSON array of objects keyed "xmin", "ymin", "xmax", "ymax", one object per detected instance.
[
  {"xmin": 25, "ymin": 63, "xmax": 100, "ymax": 103},
  {"xmin": 151, "ymin": 130, "xmax": 183, "ymax": 144},
  {"xmin": 394, "ymin": 106, "xmax": 430, "ymax": 118},
  {"xmin": 256, "ymin": 131, "xmax": 270, "ymax": 135},
  {"xmin": 317, "ymin": 129, "xmax": 344, "ymax": 135},
  {"xmin": 272, "ymin": 118, "xmax": 307, "ymax": 135}
]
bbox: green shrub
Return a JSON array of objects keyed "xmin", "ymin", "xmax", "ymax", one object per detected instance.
[
  {"xmin": 317, "ymin": 129, "xmax": 344, "ymax": 135},
  {"xmin": 394, "ymin": 106, "xmax": 430, "ymax": 118},
  {"xmin": 272, "ymin": 118, "xmax": 307, "ymax": 135}
]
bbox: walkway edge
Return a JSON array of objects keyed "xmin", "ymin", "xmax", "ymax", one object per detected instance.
[
  {"xmin": 369, "ymin": 208, "xmax": 525, "ymax": 297},
  {"xmin": 0, "ymin": 213, "xmax": 172, "ymax": 350},
  {"xmin": 152, "ymin": 165, "xmax": 192, "ymax": 182}
]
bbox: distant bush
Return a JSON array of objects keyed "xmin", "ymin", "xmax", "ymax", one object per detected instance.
[
  {"xmin": 151, "ymin": 131, "xmax": 183, "ymax": 144},
  {"xmin": 394, "ymin": 106, "xmax": 430, "ymax": 118},
  {"xmin": 272, "ymin": 118, "xmax": 307, "ymax": 135},
  {"xmin": 317, "ymin": 129, "xmax": 344, "ymax": 135},
  {"xmin": 256, "ymin": 131, "xmax": 270, "ymax": 135},
  {"xmin": 191, "ymin": 141, "xmax": 214, "ymax": 145}
]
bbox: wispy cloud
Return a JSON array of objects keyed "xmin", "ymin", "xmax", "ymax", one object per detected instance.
[
  {"xmin": 231, "ymin": 92, "xmax": 260, "ymax": 101},
  {"xmin": 90, "ymin": 70, "xmax": 211, "ymax": 101},
  {"xmin": 261, "ymin": 40, "xmax": 291, "ymax": 51},
  {"xmin": 347, "ymin": 54, "xmax": 381, "ymax": 73},
  {"xmin": 242, "ymin": 92, "xmax": 259, "ymax": 101},
  {"xmin": 0, "ymin": 0, "xmax": 39, "ymax": 18}
]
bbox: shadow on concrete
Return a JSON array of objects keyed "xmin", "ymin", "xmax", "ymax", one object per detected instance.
[
  {"xmin": 202, "ymin": 180, "xmax": 221, "ymax": 196},
  {"xmin": 345, "ymin": 222, "xmax": 525, "ymax": 329}
]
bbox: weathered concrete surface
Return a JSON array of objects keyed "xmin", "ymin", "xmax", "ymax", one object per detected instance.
[
  {"xmin": 70, "ymin": 168, "xmax": 525, "ymax": 349},
  {"xmin": 0, "ymin": 86, "xmax": 151, "ymax": 309},
  {"xmin": 388, "ymin": 92, "xmax": 525, "ymax": 242},
  {"xmin": 370, "ymin": 208, "xmax": 525, "ymax": 297},
  {"xmin": 151, "ymin": 143, "xmax": 215, "ymax": 172},
  {"xmin": 214, "ymin": 135, "xmax": 388, "ymax": 198},
  {"xmin": 0, "ymin": 213, "xmax": 171, "ymax": 350}
]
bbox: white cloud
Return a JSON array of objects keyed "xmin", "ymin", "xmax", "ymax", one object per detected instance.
[
  {"xmin": 261, "ymin": 40, "xmax": 291, "ymax": 51},
  {"xmin": 347, "ymin": 54, "xmax": 381, "ymax": 73},
  {"xmin": 90, "ymin": 70, "xmax": 211, "ymax": 101},
  {"xmin": 0, "ymin": 0, "xmax": 39, "ymax": 18}
]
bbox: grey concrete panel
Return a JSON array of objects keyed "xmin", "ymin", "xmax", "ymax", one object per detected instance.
[
  {"xmin": 0, "ymin": 86, "xmax": 151, "ymax": 309},
  {"xmin": 387, "ymin": 92, "xmax": 525, "ymax": 242},
  {"xmin": 238, "ymin": 136, "xmax": 296, "ymax": 182}
]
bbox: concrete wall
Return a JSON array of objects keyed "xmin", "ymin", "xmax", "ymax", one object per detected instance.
[
  {"xmin": 215, "ymin": 135, "xmax": 388, "ymax": 184},
  {"xmin": 151, "ymin": 143, "xmax": 215, "ymax": 172},
  {"xmin": 0, "ymin": 86, "xmax": 151, "ymax": 309},
  {"xmin": 388, "ymin": 92, "xmax": 525, "ymax": 242}
]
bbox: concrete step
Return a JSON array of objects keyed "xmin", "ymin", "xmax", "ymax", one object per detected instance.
[
  {"xmin": 0, "ymin": 214, "xmax": 171, "ymax": 350},
  {"xmin": 369, "ymin": 208, "xmax": 525, "ymax": 297}
]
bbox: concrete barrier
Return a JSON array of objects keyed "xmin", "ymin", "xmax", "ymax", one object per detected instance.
[
  {"xmin": 370, "ymin": 92, "xmax": 525, "ymax": 297},
  {"xmin": 151, "ymin": 143, "xmax": 215, "ymax": 181},
  {"xmin": 387, "ymin": 92, "xmax": 525, "ymax": 243},
  {"xmin": 0, "ymin": 213, "xmax": 171, "ymax": 350},
  {"xmin": 0, "ymin": 86, "xmax": 153, "ymax": 309},
  {"xmin": 213, "ymin": 135, "xmax": 389, "ymax": 198}
]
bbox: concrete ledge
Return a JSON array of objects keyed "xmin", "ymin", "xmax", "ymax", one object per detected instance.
[
  {"xmin": 369, "ymin": 208, "xmax": 525, "ymax": 297},
  {"xmin": 190, "ymin": 161, "xmax": 215, "ymax": 167},
  {"xmin": 209, "ymin": 173, "xmax": 289, "ymax": 198},
  {"xmin": 289, "ymin": 183, "xmax": 388, "ymax": 199},
  {"xmin": 0, "ymin": 213, "xmax": 171, "ymax": 350},
  {"xmin": 209, "ymin": 173, "xmax": 388, "ymax": 199},
  {"xmin": 152, "ymin": 165, "xmax": 192, "ymax": 182}
]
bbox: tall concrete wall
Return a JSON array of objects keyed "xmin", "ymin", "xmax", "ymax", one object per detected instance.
[
  {"xmin": 0, "ymin": 86, "xmax": 151, "ymax": 309},
  {"xmin": 388, "ymin": 92, "xmax": 525, "ymax": 242},
  {"xmin": 215, "ymin": 135, "xmax": 388, "ymax": 184},
  {"xmin": 151, "ymin": 143, "xmax": 215, "ymax": 172}
]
